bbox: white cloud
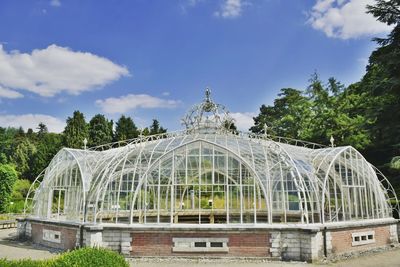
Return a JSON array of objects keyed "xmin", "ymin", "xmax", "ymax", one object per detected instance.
[
  {"xmin": 0, "ymin": 114, "xmax": 65, "ymax": 133},
  {"xmin": 215, "ymin": 0, "xmax": 243, "ymax": 18},
  {"xmin": 308, "ymin": 0, "xmax": 392, "ymax": 39},
  {"xmin": 0, "ymin": 44, "xmax": 129, "ymax": 97},
  {"xmin": 96, "ymin": 94, "xmax": 181, "ymax": 114},
  {"xmin": 50, "ymin": 0, "xmax": 61, "ymax": 7},
  {"xmin": 230, "ymin": 112, "xmax": 256, "ymax": 131},
  {"xmin": 0, "ymin": 86, "xmax": 23, "ymax": 99}
]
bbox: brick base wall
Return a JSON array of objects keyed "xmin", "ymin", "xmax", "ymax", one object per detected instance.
[
  {"xmin": 31, "ymin": 222, "xmax": 77, "ymax": 250},
  {"xmin": 19, "ymin": 218, "xmax": 398, "ymax": 261},
  {"xmin": 329, "ymin": 225, "xmax": 391, "ymax": 254},
  {"xmin": 131, "ymin": 232, "xmax": 270, "ymax": 257}
]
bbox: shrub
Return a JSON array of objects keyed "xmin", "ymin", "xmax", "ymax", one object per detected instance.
[{"xmin": 53, "ymin": 247, "xmax": 128, "ymax": 267}]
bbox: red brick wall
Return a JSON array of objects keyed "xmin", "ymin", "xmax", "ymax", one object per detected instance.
[
  {"xmin": 131, "ymin": 232, "xmax": 270, "ymax": 257},
  {"xmin": 31, "ymin": 222, "xmax": 77, "ymax": 250},
  {"xmin": 330, "ymin": 225, "xmax": 391, "ymax": 254}
]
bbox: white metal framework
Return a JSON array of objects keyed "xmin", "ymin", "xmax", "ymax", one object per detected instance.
[{"xmin": 25, "ymin": 89, "xmax": 399, "ymax": 225}]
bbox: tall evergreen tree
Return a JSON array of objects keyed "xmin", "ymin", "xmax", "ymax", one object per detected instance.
[
  {"xmin": 115, "ymin": 115, "xmax": 139, "ymax": 141},
  {"xmin": 37, "ymin": 122, "xmax": 48, "ymax": 137},
  {"xmin": 63, "ymin": 111, "xmax": 88, "ymax": 149},
  {"xmin": 88, "ymin": 114, "xmax": 113, "ymax": 147},
  {"xmin": 149, "ymin": 119, "xmax": 167, "ymax": 135}
]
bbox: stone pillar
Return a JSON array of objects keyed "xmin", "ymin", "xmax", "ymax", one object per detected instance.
[
  {"xmin": 389, "ymin": 223, "xmax": 399, "ymax": 243},
  {"xmin": 269, "ymin": 231, "xmax": 283, "ymax": 259},
  {"xmin": 83, "ymin": 226, "xmax": 103, "ymax": 247},
  {"xmin": 269, "ymin": 230, "xmax": 324, "ymax": 262},
  {"xmin": 16, "ymin": 219, "xmax": 31, "ymax": 240},
  {"xmin": 103, "ymin": 230, "xmax": 132, "ymax": 255}
]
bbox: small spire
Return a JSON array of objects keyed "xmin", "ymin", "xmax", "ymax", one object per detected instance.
[
  {"xmin": 205, "ymin": 87, "xmax": 211, "ymax": 103},
  {"xmin": 330, "ymin": 135, "xmax": 335, "ymax": 148},
  {"xmin": 263, "ymin": 124, "xmax": 268, "ymax": 136},
  {"xmin": 203, "ymin": 87, "xmax": 214, "ymax": 112},
  {"xmin": 83, "ymin": 138, "xmax": 88, "ymax": 150}
]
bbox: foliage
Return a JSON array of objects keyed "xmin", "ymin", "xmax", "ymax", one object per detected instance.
[
  {"xmin": 390, "ymin": 157, "xmax": 400, "ymax": 170},
  {"xmin": 31, "ymin": 133, "xmax": 63, "ymax": 178},
  {"xmin": 114, "ymin": 115, "xmax": 139, "ymax": 141},
  {"xmin": 63, "ymin": 111, "xmax": 88, "ymax": 149},
  {"xmin": 0, "ymin": 164, "xmax": 18, "ymax": 213},
  {"xmin": 0, "ymin": 258, "xmax": 54, "ymax": 267},
  {"xmin": 149, "ymin": 119, "xmax": 167, "ymax": 135},
  {"xmin": 0, "ymin": 247, "xmax": 128, "ymax": 267},
  {"xmin": 8, "ymin": 179, "xmax": 32, "ymax": 213},
  {"xmin": 54, "ymin": 247, "xmax": 128, "ymax": 267},
  {"xmin": 88, "ymin": 114, "xmax": 113, "ymax": 147},
  {"xmin": 11, "ymin": 138, "xmax": 37, "ymax": 180}
]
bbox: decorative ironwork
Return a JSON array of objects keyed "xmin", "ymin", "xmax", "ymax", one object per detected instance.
[
  {"xmin": 182, "ymin": 88, "xmax": 235, "ymax": 132},
  {"xmin": 24, "ymin": 89, "xmax": 399, "ymax": 226}
]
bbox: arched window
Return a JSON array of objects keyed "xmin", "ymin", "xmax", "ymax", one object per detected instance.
[{"xmin": 131, "ymin": 141, "xmax": 268, "ymax": 224}]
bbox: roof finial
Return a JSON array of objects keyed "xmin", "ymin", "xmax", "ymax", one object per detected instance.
[
  {"xmin": 203, "ymin": 87, "xmax": 214, "ymax": 112},
  {"xmin": 205, "ymin": 87, "xmax": 211, "ymax": 103},
  {"xmin": 330, "ymin": 135, "xmax": 335, "ymax": 148}
]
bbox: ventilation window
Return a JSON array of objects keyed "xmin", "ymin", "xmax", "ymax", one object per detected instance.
[
  {"xmin": 43, "ymin": 229, "xmax": 61, "ymax": 244},
  {"xmin": 210, "ymin": 242, "xmax": 223, "ymax": 247},
  {"xmin": 173, "ymin": 238, "xmax": 229, "ymax": 252},
  {"xmin": 352, "ymin": 231, "xmax": 375, "ymax": 246},
  {"xmin": 194, "ymin": 242, "xmax": 207, "ymax": 247}
]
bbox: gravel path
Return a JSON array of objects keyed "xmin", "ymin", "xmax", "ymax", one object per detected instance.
[{"xmin": 1, "ymin": 228, "xmax": 399, "ymax": 266}]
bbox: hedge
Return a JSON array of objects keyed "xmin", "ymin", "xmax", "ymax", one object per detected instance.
[{"xmin": 0, "ymin": 247, "xmax": 129, "ymax": 267}]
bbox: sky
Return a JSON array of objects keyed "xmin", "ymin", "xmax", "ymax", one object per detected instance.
[{"xmin": 0, "ymin": 0, "xmax": 392, "ymax": 133}]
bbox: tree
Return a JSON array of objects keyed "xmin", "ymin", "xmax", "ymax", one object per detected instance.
[
  {"xmin": 149, "ymin": 119, "xmax": 167, "ymax": 135},
  {"xmin": 63, "ymin": 111, "xmax": 88, "ymax": 149},
  {"xmin": 115, "ymin": 115, "xmax": 139, "ymax": 141},
  {"xmin": 11, "ymin": 138, "xmax": 37, "ymax": 181},
  {"xmin": 249, "ymin": 75, "xmax": 371, "ymax": 149},
  {"xmin": 88, "ymin": 114, "xmax": 113, "ymax": 147},
  {"xmin": 223, "ymin": 120, "xmax": 238, "ymax": 134},
  {"xmin": 37, "ymin": 122, "xmax": 48, "ymax": 137},
  {"xmin": 31, "ymin": 133, "xmax": 63, "ymax": 178},
  {"xmin": 250, "ymin": 88, "xmax": 311, "ymax": 140},
  {"xmin": 141, "ymin": 127, "xmax": 150, "ymax": 136},
  {"xmin": 362, "ymin": 1, "xmax": 400, "ymax": 166},
  {"xmin": 0, "ymin": 164, "xmax": 18, "ymax": 213}
]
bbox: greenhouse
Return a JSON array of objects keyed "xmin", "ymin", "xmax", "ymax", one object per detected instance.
[{"xmin": 19, "ymin": 89, "xmax": 399, "ymax": 261}]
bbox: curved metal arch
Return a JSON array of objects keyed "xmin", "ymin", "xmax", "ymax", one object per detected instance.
[
  {"xmin": 371, "ymin": 165, "xmax": 400, "ymax": 217},
  {"xmin": 27, "ymin": 148, "xmax": 88, "ymax": 220},
  {"xmin": 318, "ymin": 146, "xmax": 352, "ymax": 223},
  {"xmin": 319, "ymin": 146, "xmax": 393, "ymax": 223},
  {"xmin": 88, "ymin": 144, "xmax": 136, "ymax": 222},
  {"xmin": 270, "ymin": 140, "xmax": 319, "ymax": 224},
  {"xmin": 91, "ymin": 135, "xmax": 189, "ymax": 222},
  {"xmin": 128, "ymin": 138, "xmax": 271, "ymax": 223}
]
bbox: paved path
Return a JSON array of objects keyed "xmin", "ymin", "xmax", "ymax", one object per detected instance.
[
  {"xmin": 0, "ymin": 228, "xmax": 56, "ymax": 260},
  {"xmin": 1, "ymin": 229, "xmax": 399, "ymax": 266}
]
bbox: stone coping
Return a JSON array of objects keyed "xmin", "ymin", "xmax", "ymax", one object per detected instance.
[{"xmin": 20, "ymin": 217, "xmax": 398, "ymax": 232}]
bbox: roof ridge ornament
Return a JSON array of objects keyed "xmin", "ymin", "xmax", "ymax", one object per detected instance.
[
  {"xmin": 182, "ymin": 87, "xmax": 234, "ymax": 133},
  {"xmin": 203, "ymin": 87, "xmax": 216, "ymax": 113}
]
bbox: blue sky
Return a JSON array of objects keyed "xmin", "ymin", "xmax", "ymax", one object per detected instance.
[{"xmin": 0, "ymin": 0, "xmax": 391, "ymax": 132}]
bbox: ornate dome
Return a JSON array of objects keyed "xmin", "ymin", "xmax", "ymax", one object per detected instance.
[{"xmin": 182, "ymin": 88, "xmax": 235, "ymax": 132}]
